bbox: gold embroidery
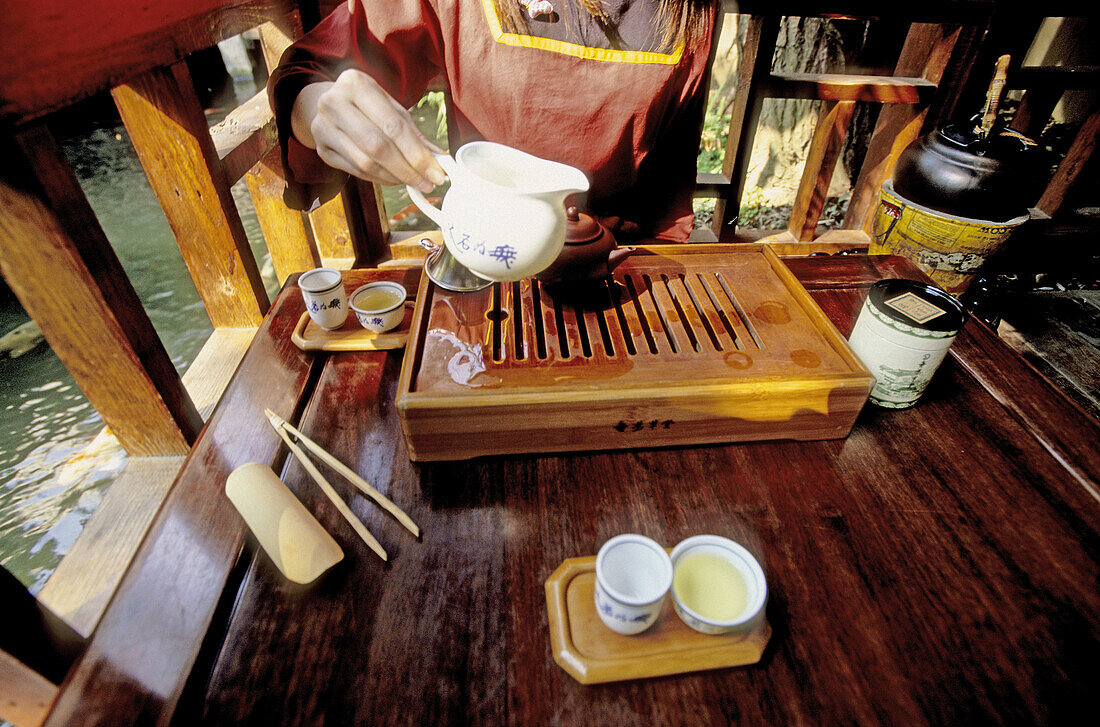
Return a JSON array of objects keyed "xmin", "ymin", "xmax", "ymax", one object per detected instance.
[{"xmin": 480, "ymin": 0, "xmax": 683, "ymax": 65}]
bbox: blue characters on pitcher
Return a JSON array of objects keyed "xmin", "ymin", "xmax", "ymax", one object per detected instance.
[{"xmin": 447, "ymin": 224, "xmax": 517, "ymax": 270}]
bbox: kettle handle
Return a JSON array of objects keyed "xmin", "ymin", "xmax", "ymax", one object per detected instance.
[{"xmin": 405, "ymin": 152, "xmax": 457, "ymax": 228}]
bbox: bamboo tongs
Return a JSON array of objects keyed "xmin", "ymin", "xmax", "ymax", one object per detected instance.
[{"xmin": 265, "ymin": 409, "xmax": 420, "ymax": 562}]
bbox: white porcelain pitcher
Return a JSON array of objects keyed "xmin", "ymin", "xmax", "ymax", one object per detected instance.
[{"xmin": 407, "ymin": 142, "xmax": 589, "ymax": 282}]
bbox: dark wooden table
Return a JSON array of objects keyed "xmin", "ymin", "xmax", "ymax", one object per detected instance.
[{"xmin": 46, "ymin": 253, "xmax": 1100, "ymax": 727}]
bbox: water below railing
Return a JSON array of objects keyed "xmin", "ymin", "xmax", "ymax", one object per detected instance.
[{"xmin": 0, "ymin": 79, "xmax": 281, "ymax": 592}]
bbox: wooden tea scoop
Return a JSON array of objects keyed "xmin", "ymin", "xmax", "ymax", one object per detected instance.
[
  {"xmin": 979, "ymin": 54, "xmax": 1012, "ymax": 140},
  {"xmin": 265, "ymin": 409, "xmax": 420, "ymax": 538},
  {"xmin": 267, "ymin": 413, "xmax": 388, "ymax": 561}
]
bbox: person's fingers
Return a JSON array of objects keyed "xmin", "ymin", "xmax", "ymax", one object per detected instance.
[
  {"xmin": 377, "ymin": 93, "xmax": 447, "ymax": 184},
  {"xmin": 312, "ymin": 98, "xmax": 431, "ymax": 189},
  {"xmin": 312, "ymin": 124, "xmax": 404, "ymax": 186},
  {"xmin": 344, "ymin": 85, "xmax": 444, "ymax": 190},
  {"xmin": 327, "ymin": 70, "xmax": 445, "ymax": 191}
]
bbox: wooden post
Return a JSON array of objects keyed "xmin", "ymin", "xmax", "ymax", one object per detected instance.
[
  {"xmin": 343, "ymin": 177, "xmax": 391, "ymax": 266},
  {"xmin": 788, "ymin": 100, "xmax": 856, "ymax": 241},
  {"xmin": 308, "ymin": 194, "xmax": 357, "ymax": 268},
  {"xmin": 711, "ymin": 14, "xmax": 779, "ymax": 241},
  {"xmin": 0, "ymin": 126, "xmax": 201, "ymax": 455},
  {"xmin": 112, "ymin": 62, "xmax": 269, "ymax": 327},
  {"xmin": 1010, "ymin": 87, "xmax": 1064, "ymax": 139},
  {"xmin": 245, "ymin": 148, "xmax": 320, "ymax": 285},
  {"xmin": 842, "ymin": 23, "xmax": 961, "ymax": 233}
]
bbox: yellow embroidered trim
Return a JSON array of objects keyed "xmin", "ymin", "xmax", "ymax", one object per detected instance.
[{"xmin": 481, "ymin": 0, "xmax": 683, "ymax": 65}]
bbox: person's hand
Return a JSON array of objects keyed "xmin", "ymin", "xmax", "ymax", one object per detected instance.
[{"xmin": 291, "ymin": 69, "xmax": 447, "ymax": 193}]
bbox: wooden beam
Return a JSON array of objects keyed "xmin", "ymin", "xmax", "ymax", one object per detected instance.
[
  {"xmin": 0, "ymin": 126, "xmax": 201, "ymax": 455},
  {"xmin": 0, "ymin": 0, "xmax": 298, "ymax": 124},
  {"xmin": 113, "ymin": 62, "xmax": 270, "ymax": 327},
  {"xmin": 843, "ymin": 23, "xmax": 961, "ymax": 233},
  {"xmin": 212, "ymin": 90, "xmax": 279, "ymax": 186},
  {"xmin": 0, "ymin": 650, "xmax": 56, "ymax": 727},
  {"xmin": 257, "ymin": 16, "xmax": 301, "ymax": 73},
  {"xmin": 245, "ymin": 148, "xmax": 320, "ymax": 285},
  {"xmin": 343, "ymin": 178, "xmax": 391, "ymax": 266},
  {"xmin": 788, "ymin": 100, "xmax": 857, "ymax": 241},
  {"xmin": 1010, "ymin": 87, "xmax": 1064, "ymax": 139},
  {"xmin": 1008, "ymin": 65, "xmax": 1100, "ymax": 91},
  {"xmin": 38, "ymin": 327, "xmax": 255, "ymax": 638},
  {"xmin": 694, "ymin": 172, "xmax": 732, "ymax": 197},
  {"xmin": 37, "ymin": 455, "xmax": 185, "ymax": 639},
  {"xmin": 42, "ymin": 277, "xmax": 321, "ymax": 727},
  {"xmin": 1036, "ymin": 109, "xmax": 1100, "ymax": 218},
  {"xmin": 764, "ymin": 73, "xmax": 937, "ymax": 103}
]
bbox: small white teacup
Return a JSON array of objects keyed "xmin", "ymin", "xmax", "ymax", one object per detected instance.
[
  {"xmin": 594, "ymin": 534, "xmax": 672, "ymax": 635},
  {"xmin": 299, "ymin": 267, "xmax": 348, "ymax": 331},
  {"xmin": 349, "ymin": 281, "xmax": 407, "ymax": 333},
  {"xmin": 669, "ymin": 535, "xmax": 767, "ymax": 636}
]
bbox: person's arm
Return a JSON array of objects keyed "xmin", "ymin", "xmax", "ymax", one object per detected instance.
[{"xmin": 267, "ymin": 0, "xmax": 447, "ymax": 209}]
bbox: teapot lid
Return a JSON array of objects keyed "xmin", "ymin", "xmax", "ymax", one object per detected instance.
[
  {"xmin": 938, "ymin": 114, "xmax": 1039, "ymax": 161},
  {"xmin": 564, "ymin": 207, "xmax": 605, "ymax": 245}
]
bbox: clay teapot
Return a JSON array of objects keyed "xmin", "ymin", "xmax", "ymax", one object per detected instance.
[
  {"xmin": 892, "ymin": 116, "xmax": 1047, "ymax": 222},
  {"xmin": 535, "ymin": 207, "xmax": 635, "ymax": 284}
]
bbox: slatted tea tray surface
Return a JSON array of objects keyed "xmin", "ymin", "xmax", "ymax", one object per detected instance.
[{"xmin": 396, "ymin": 245, "xmax": 872, "ymax": 460}]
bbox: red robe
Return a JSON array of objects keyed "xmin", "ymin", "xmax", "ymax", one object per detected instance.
[{"xmin": 268, "ymin": 0, "xmax": 717, "ymax": 241}]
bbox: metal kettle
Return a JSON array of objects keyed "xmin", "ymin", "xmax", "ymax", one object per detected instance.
[
  {"xmin": 892, "ymin": 117, "xmax": 1047, "ymax": 222},
  {"xmin": 892, "ymin": 54, "xmax": 1047, "ymax": 222}
]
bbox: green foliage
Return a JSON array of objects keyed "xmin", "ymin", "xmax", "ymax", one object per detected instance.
[
  {"xmin": 413, "ymin": 91, "xmax": 448, "ymax": 147},
  {"xmin": 697, "ymin": 107, "xmax": 731, "ymax": 174}
]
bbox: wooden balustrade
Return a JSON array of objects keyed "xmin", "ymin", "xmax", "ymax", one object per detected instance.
[{"xmin": 1, "ymin": 2, "xmax": 1097, "ymax": 725}]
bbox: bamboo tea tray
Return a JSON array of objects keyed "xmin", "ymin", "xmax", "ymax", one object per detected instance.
[
  {"xmin": 545, "ymin": 555, "xmax": 771, "ymax": 684},
  {"xmin": 291, "ymin": 306, "xmax": 413, "ymax": 352},
  {"xmin": 395, "ymin": 244, "xmax": 873, "ymax": 460}
]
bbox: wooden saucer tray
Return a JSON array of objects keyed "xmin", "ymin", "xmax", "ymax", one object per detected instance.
[
  {"xmin": 545, "ymin": 555, "xmax": 771, "ymax": 684},
  {"xmin": 395, "ymin": 244, "xmax": 873, "ymax": 461}
]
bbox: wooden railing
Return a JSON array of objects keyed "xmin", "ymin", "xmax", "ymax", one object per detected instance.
[
  {"xmin": 0, "ymin": 2, "xmax": 377, "ymax": 725},
  {"xmin": 0, "ymin": 1, "xmax": 1096, "ymax": 725}
]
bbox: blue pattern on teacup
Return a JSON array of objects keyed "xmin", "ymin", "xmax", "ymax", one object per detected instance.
[{"xmin": 596, "ymin": 586, "xmax": 652, "ymax": 624}]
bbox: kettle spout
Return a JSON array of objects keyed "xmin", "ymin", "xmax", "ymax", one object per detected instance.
[{"xmin": 607, "ymin": 246, "xmax": 636, "ymax": 272}]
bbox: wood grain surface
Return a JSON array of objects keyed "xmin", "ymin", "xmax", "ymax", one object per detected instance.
[
  {"xmin": 42, "ymin": 274, "xmax": 318, "ymax": 727},
  {"xmin": 45, "ymin": 256, "xmax": 1100, "ymax": 727}
]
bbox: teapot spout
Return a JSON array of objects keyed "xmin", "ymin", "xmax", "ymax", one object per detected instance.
[{"xmin": 607, "ymin": 246, "xmax": 636, "ymax": 272}]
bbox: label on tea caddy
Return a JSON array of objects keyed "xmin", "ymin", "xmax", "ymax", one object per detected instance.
[{"xmin": 883, "ymin": 292, "xmax": 947, "ymax": 325}]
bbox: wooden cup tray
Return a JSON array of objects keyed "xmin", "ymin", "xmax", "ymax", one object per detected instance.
[
  {"xmin": 291, "ymin": 305, "xmax": 414, "ymax": 352},
  {"xmin": 545, "ymin": 555, "xmax": 771, "ymax": 685}
]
